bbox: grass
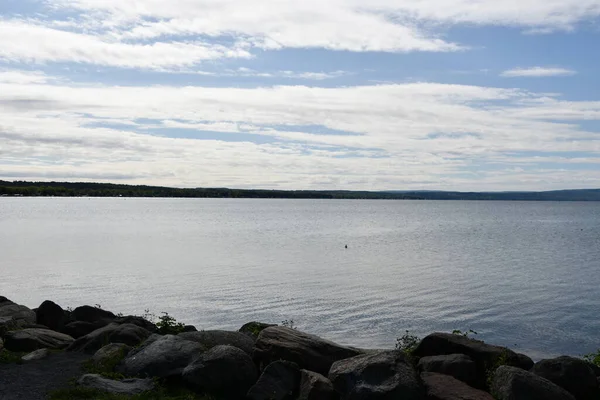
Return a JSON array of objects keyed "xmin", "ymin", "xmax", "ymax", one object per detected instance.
[
  {"xmin": 0, "ymin": 349, "xmax": 26, "ymax": 364},
  {"xmin": 48, "ymin": 386, "xmax": 217, "ymax": 400},
  {"xmin": 584, "ymin": 349, "xmax": 600, "ymax": 367}
]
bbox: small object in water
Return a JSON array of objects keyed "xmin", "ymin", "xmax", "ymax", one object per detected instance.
[{"xmin": 345, "ymin": 245, "xmax": 348, "ymax": 249}]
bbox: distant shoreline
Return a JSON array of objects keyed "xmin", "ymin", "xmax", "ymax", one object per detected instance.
[{"xmin": 1, "ymin": 180, "xmax": 600, "ymax": 201}]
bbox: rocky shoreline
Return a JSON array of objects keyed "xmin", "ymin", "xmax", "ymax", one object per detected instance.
[{"xmin": 1, "ymin": 295, "xmax": 599, "ymax": 399}]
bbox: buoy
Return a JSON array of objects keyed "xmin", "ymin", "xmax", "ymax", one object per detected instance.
[{"xmin": 345, "ymin": 245, "xmax": 348, "ymax": 249}]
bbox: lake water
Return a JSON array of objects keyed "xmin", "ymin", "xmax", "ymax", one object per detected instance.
[{"xmin": 1, "ymin": 198, "xmax": 599, "ymax": 359}]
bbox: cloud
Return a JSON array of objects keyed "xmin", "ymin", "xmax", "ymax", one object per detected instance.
[
  {"xmin": 0, "ymin": 19, "xmax": 251, "ymax": 70},
  {"xmin": 501, "ymin": 67, "xmax": 577, "ymax": 77},
  {"xmin": 1, "ymin": 73, "xmax": 599, "ymax": 190}
]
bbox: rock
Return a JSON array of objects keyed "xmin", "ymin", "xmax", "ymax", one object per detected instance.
[
  {"xmin": 0, "ymin": 337, "xmax": 3, "ymax": 351},
  {"xmin": 413, "ymin": 333, "xmax": 533, "ymax": 387},
  {"xmin": 182, "ymin": 325, "xmax": 197, "ymax": 332},
  {"xmin": 240, "ymin": 321, "xmax": 277, "ymax": 340},
  {"xmin": 492, "ymin": 365, "xmax": 575, "ymax": 400},
  {"xmin": 92, "ymin": 343, "xmax": 132, "ymax": 366},
  {"xmin": 63, "ymin": 321, "xmax": 105, "ymax": 338},
  {"xmin": 36, "ymin": 300, "xmax": 66, "ymax": 332},
  {"xmin": 422, "ymin": 372, "xmax": 493, "ymax": 400},
  {"xmin": 0, "ymin": 298, "xmax": 36, "ymax": 327},
  {"xmin": 178, "ymin": 330, "xmax": 254, "ymax": 355},
  {"xmin": 254, "ymin": 326, "xmax": 362, "ymax": 375},
  {"xmin": 118, "ymin": 334, "xmax": 204, "ymax": 378},
  {"xmin": 329, "ymin": 350, "xmax": 422, "ymax": 400},
  {"xmin": 71, "ymin": 305, "xmax": 116, "ymax": 324},
  {"xmin": 247, "ymin": 360, "xmax": 301, "ymax": 400},
  {"xmin": 4, "ymin": 328, "xmax": 74, "ymax": 352},
  {"xmin": 183, "ymin": 345, "xmax": 258, "ymax": 399},
  {"xmin": 418, "ymin": 354, "xmax": 478, "ymax": 387},
  {"xmin": 78, "ymin": 374, "xmax": 155, "ymax": 395},
  {"xmin": 0, "ymin": 316, "xmax": 19, "ymax": 336},
  {"xmin": 21, "ymin": 348, "xmax": 50, "ymax": 361},
  {"xmin": 298, "ymin": 369, "xmax": 336, "ymax": 400},
  {"xmin": 531, "ymin": 356, "xmax": 598, "ymax": 400},
  {"xmin": 113, "ymin": 316, "xmax": 157, "ymax": 333},
  {"xmin": 67, "ymin": 323, "xmax": 152, "ymax": 354}
]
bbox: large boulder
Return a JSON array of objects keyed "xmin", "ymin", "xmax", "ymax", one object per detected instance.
[
  {"xmin": 62, "ymin": 321, "xmax": 105, "ymax": 339},
  {"xmin": 4, "ymin": 328, "xmax": 74, "ymax": 352},
  {"xmin": 254, "ymin": 327, "xmax": 362, "ymax": 375},
  {"xmin": 178, "ymin": 330, "xmax": 254, "ymax": 355},
  {"xmin": 421, "ymin": 372, "xmax": 493, "ymax": 400},
  {"xmin": 21, "ymin": 348, "xmax": 50, "ymax": 362},
  {"xmin": 118, "ymin": 334, "xmax": 204, "ymax": 378},
  {"xmin": 531, "ymin": 356, "xmax": 598, "ymax": 400},
  {"xmin": 413, "ymin": 333, "xmax": 533, "ymax": 387},
  {"xmin": 36, "ymin": 300, "xmax": 66, "ymax": 333},
  {"xmin": 239, "ymin": 321, "xmax": 277, "ymax": 340},
  {"xmin": 113, "ymin": 316, "xmax": 157, "ymax": 333},
  {"xmin": 492, "ymin": 365, "xmax": 575, "ymax": 400},
  {"xmin": 78, "ymin": 374, "xmax": 155, "ymax": 395},
  {"xmin": 92, "ymin": 343, "xmax": 132, "ymax": 366},
  {"xmin": 183, "ymin": 345, "xmax": 258, "ymax": 399},
  {"xmin": 0, "ymin": 297, "xmax": 36, "ymax": 327},
  {"xmin": 418, "ymin": 354, "xmax": 478, "ymax": 387},
  {"xmin": 0, "ymin": 316, "xmax": 19, "ymax": 337},
  {"xmin": 329, "ymin": 350, "xmax": 422, "ymax": 400},
  {"xmin": 298, "ymin": 369, "xmax": 336, "ymax": 400},
  {"xmin": 67, "ymin": 323, "xmax": 151, "ymax": 354},
  {"xmin": 71, "ymin": 305, "xmax": 116, "ymax": 324},
  {"xmin": 247, "ymin": 360, "xmax": 301, "ymax": 400}
]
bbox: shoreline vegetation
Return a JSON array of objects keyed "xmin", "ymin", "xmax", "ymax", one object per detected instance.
[
  {"xmin": 1, "ymin": 296, "xmax": 599, "ymax": 399},
  {"xmin": 1, "ymin": 180, "xmax": 600, "ymax": 201}
]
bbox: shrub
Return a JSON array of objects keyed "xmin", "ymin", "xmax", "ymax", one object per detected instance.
[{"xmin": 395, "ymin": 331, "xmax": 420, "ymax": 354}]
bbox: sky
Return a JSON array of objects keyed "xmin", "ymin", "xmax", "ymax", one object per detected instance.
[{"xmin": 1, "ymin": 1, "xmax": 600, "ymax": 191}]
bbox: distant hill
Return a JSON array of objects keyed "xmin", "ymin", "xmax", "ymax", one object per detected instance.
[{"xmin": 1, "ymin": 180, "xmax": 599, "ymax": 201}]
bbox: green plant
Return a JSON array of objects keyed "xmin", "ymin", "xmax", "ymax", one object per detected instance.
[
  {"xmin": 0, "ymin": 349, "xmax": 26, "ymax": 364},
  {"xmin": 485, "ymin": 350, "xmax": 510, "ymax": 391},
  {"xmin": 281, "ymin": 319, "xmax": 296, "ymax": 330},
  {"xmin": 452, "ymin": 329, "xmax": 478, "ymax": 338},
  {"xmin": 584, "ymin": 349, "xmax": 600, "ymax": 367},
  {"xmin": 156, "ymin": 312, "xmax": 186, "ymax": 335},
  {"xmin": 395, "ymin": 331, "xmax": 420, "ymax": 354}
]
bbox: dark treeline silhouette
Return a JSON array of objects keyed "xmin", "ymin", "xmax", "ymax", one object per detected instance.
[{"xmin": 1, "ymin": 180, "xmax": 599, "ymax": 201}]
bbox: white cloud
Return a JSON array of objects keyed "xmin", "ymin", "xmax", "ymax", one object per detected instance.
[
  {"xmin": 0, "ymin": 70, "xmax": 50, "ymax": 84},
  {"xmin": 0, "ymin": 19, "xmax": 251, "ymax": 70},
  {"xmin": 1, "ymin": 74, "xmax": 599, "ymax": 190},
  {"xmin": 501, "ymin": 67, "xmax": 577, "ymax": 77}
]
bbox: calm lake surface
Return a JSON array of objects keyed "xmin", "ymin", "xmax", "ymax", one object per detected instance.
[{"xmin": 1, "ymin": 198, "xmax": 599, "ymax": 358}]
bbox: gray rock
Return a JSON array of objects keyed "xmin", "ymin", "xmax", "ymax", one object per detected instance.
[
  {"xmin": 182, "ymin": 325, "xmax": 197, "ymax": 332},
  {"xmin": 297, "ymin": 369, "xmax": 336, "ymax": 400},
  {"xmin": 247, "ymin": 360, "xmax": 300, "ymax": 400},
  {"xmin": 239, "ymin": 321, "xmax": 277, "ymax": 340},
  {"xmin": 92, "ymin": 343, "xmax": 132, "ymax": 366},
  {"xmin": 0, "ymin": 298, "xmax": 36, "ymax": 327},
  {"xmin": 254, "ymin": 326, "xmax": 362, "ymax": 375},
  {"xmin": 21, "ymin": 348, "xmax": 50, "ymax": 361},
  {"xmin": 71, "ymin": 305, "xmax": 116, "ymax": 324},
  {"xmin": 421, "ymin": 372, "xmax": 493, "ymax": 400},
  {"xmin": 4, "ymin": 328, "xmax": 74, "ymax": 352},
  {"xmin": 36, "ymin": 300, "xmax": 66, "ymax": 333},
  {"xmin": 67, "ymin": 323, "xmax": 151, "ymax": 354},
  {"xmin": 113, "ymin": 316, "xmax": 157, "ymax": 333},
  {"xmin": 178, "ymin": 330, "xmax": 254, "ymax": 355},
  {"xmin": 78, "ymin": 374, "xmax": 155, "ymax": 395},
  {"xmin": 418, "ymin": 354, "xmax": 478, "ymax": 387},
  {"xmin": 329, "ymin": 350, "xmax": 422, "ymax": 400},
  {"xmin": 531, "ymin": 356, "xmax": 598, "ymax": 400},
  {"xmin": 63, "ymin": 321, "xmax": 105, "ymax": 339},
  {"xmin": 118, "ymin": 334, "xmax": 204, "ymax": 378},
  {"xmin": 413, "ymin": 333, "xmax": 533, "ymax": 387},
  {"xmin": 0, "ymin": 316, "xmax": 19, "ymax": 336},
  {"xmin": 492, "ymin": 365, "xmax": 575, "ymax": 400},
  {"xmin": 183, "ymin": 345, "xmax": 258, "ymax": 399}
]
